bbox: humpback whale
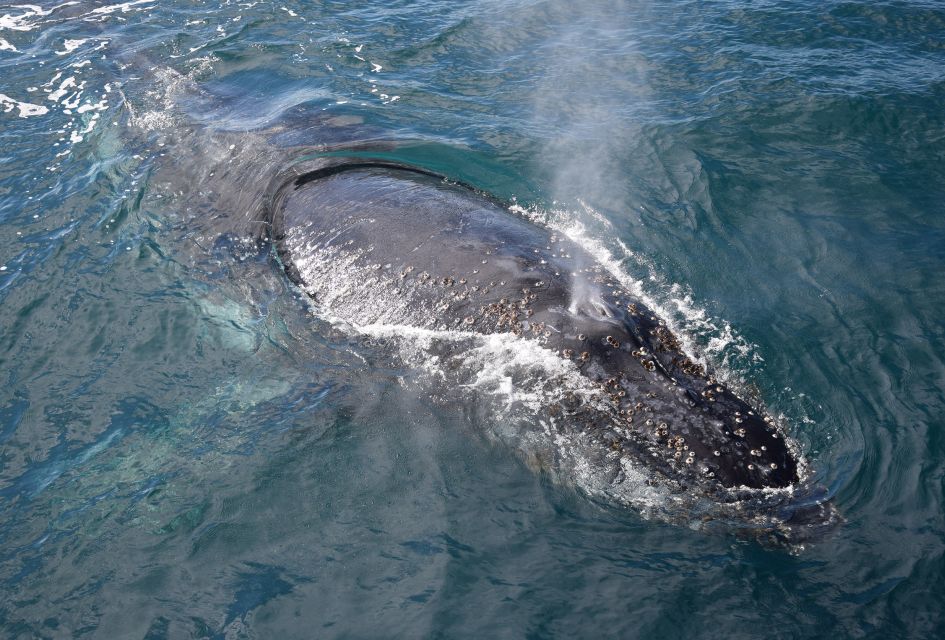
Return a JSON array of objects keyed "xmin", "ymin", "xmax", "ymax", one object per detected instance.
[{"xmin": 263, "ymin": 153, "xmax": 835, "ymax": 536}]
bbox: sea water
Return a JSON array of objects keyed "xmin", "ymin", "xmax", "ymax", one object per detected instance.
[{"xmin": 0, "ymin": 1, "xmax": 943, "ymax": 637}]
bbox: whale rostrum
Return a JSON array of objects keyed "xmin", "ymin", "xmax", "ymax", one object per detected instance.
[{"xmin": 267, "ymin": 157, "xmax": 822, "ymax": 529}]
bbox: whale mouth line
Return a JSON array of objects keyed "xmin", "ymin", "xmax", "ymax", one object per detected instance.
[
  {"xmin": 264, "ymin": 152, "xmax": 836, "ymax": 541},
  {"xmin": 294, "ymin": 160, "xmax": 449, "ymax": 189}
]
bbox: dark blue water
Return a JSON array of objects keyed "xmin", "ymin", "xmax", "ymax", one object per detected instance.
[{"xmin": 1, "ymin": 1, "xmax": 944, "ymax": 637}]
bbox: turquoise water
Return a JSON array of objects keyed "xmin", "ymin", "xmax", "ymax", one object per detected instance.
[{"xmin": 1, "ymin": 0, "xmax": 944, "ymax": 637}]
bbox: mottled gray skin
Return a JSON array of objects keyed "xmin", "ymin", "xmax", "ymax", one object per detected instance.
[{"xmin": 268, "ymin": 158, "xmax": 801, "ymax": 499}]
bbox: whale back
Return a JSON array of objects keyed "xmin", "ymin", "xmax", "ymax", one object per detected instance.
[{"xmin": 271, "ymin": 163, "xmax": 799, "ymax": 492}]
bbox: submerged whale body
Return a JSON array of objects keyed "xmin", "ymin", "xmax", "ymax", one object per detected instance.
[{"xmin": 267, "ymin": 156, "xmax": 821, "ymax": 526}]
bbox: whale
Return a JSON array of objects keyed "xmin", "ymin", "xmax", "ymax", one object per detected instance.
[
  {"xmin": 262, "ymin": 154, "xmax": 822, "ymax": 504},
  {"xmin": 93, "ymin": 50, "xmax": 838, "ymax": 539}
]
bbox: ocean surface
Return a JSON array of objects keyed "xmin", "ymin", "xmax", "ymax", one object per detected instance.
[{"xmin": 1, "ymin": 1, "xmax": 944, "ymax": 637}]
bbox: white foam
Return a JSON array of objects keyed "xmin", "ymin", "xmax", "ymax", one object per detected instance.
[
  {"xmin": 42, "ymin": 71, "xmax": 63, "ymax": 89},
  {"xmin": 0, "ymin": 8, "xmax": 39, "ymax": 31},
  {"xmin": 124, "ymin": 65, "xmax": 198, "ymax": 131},
  {"xmin": 0, "ymin": 38, "xmax": 17, "ymax": 52},
  {"xmin": 60, "ymin": 84, "xmax": 85, "ymax": 109},
  {"xmin": 77, "ymin": 99, "xmax": 104, "ymax": 116},
  {"xmin": 89, "ymin": 0, "xmax": 155, "ymax": 16},
  {"xmin": 0, "ymin": 2, "xmax": 79, "ymax": 31},
  {"xmin": 0, "ymin": 93, "xmax": 49, "ymax": 117},
  {"xmin": 55, "ymin": 38, "xmax": 87, "ymax": 55},
  {"xmin": 47, "ymin": 76, "xmax": 76, "ymax": 102},
  {"xmin": 357, "ymin": 322, "xmax": 590, "ymax": 406}
]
